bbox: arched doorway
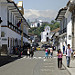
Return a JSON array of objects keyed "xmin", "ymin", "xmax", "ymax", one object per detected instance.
[{"xmin": 46, "ymin": 37, "xmax": 49, "ymax": 42}]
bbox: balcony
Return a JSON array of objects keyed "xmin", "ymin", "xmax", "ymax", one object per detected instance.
[
  {"xmin": 59, "ymin": 28, "xmax": 67, "ymax": 35},
  {"xmin": 8, "ymin": 21, "xmax": 22, "ymax": 34}
]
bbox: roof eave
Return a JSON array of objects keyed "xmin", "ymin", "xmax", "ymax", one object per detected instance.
[
  {"xmin": 55, "ymin": 8, "xmax": 67, "ymax": 21},
  {"xmin": 7, "ymin": 0, "xmax": 30, "ymax": 28}
]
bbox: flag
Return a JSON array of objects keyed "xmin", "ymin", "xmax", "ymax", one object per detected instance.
[{"xmin": 17, "ymin": 19, "xmax": 22, "ymax": 27}]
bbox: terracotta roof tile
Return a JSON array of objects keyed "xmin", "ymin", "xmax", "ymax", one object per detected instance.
[{"xmin": 51, "ymin": 28, "xmax": 60, "ymax": 32}]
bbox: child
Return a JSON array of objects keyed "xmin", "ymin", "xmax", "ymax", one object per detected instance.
[
  {"xmin": 45, "ymin": 49, "xmax": 48, "ymax": 58},
  {"xmin": 57, "ymin": 49, "xmax": 63, "ymax": 68}
]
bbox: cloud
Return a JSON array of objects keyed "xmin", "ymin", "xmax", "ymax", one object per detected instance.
[{"xmin": 24, "ymin": 9, "xmax": 57, "ymax": 22}]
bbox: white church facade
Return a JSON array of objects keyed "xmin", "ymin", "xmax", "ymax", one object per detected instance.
[{"xmin": 41, "ymin": 26, "xmax": 51, "ymax": 43}]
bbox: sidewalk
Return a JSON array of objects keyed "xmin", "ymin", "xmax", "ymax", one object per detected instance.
[
  {"xmin": 62, "ymin": 56, "xmax": 75, "ymax": 75},
  {"xmin": 0, "ymin": 55, "xmax": 19, "ymax": 67}
]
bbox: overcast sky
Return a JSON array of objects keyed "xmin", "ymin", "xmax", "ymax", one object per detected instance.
[{"xmin": 14, "ymin": 0, "xmax": 69, "ymax": 22}]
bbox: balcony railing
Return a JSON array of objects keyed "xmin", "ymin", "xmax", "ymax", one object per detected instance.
[
  {"xmin": 59, "ymin": 28, "xmax": 67, "ymax": 35},
  {"xmin": 8, "ymin": 21, "xmax": 28, "ymax": 38}
]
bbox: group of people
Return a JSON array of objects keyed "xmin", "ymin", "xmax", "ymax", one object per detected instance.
[
  {"xmin": 12, "ymin": 44, "xmax": 34, "ymax": 58},
  {"xmin": 45, "ymin": 44, "xmax": 73, "ymax": 69},
  {"xmin": 13, "ymin": 43, "xmax": 73, "ymax": 69},
  {"xmin": 57, "ymin": 44, "xmax": 73, "ymax": 69},
  {"xmin": 45, "ymin": 47, "xmax": 53, "ymax": 58},
  {"xmin": 27, "ymin": 48, "xmax": 34, "ymax": 58}
]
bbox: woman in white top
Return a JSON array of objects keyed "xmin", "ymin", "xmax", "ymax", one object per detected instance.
[{"xmin": 27, "ymin": 48, "xmax": 30, "ymax": 57}]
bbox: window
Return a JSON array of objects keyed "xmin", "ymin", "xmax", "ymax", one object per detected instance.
[
  {"xmin": 8, "ymin": 37, "xmax": 9, "ymax": 47},
  {"xmin": 47, "ymin": 33, "xmax": 48, "ymax": 35},
  {"xmin": 1, "ymin": 31, "xmax": 5, "ymax": 37}
]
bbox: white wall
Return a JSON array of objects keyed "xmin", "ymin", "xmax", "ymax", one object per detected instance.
[
  {"xmin": 1, "ymin": 27, "xmax": 21, "ymax": 43},
  {"xmin": 1, "ymin": 4, "xmax": 7, "ymax": 26},
  {"xmin": 0, "ymin": 0, "xmax": 29, "ymax": 48},
  {"xmin": 41, "ymin": 32, "xmax": 46, "ymax": 42},
  {"xmin": 66, "ymin": 12, "xmax": 72, "ymax": 48}
]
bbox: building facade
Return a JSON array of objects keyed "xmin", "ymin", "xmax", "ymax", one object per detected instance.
[
  {"xmin": 41, "ymin": 26, "xmax": 51, "ymax": 43},
  {"xmin": 0, "ymin": 0, "xmax": 30, "ymax": 54},
  {"xmin": 55, "ymin": 0, "xmax": 75, "ymax": 51},
  {"xmin": 50, "ymin": 28, "xmax": 60, "ymax": 50},
  {"xmin": 31, "ymin": 20, "xmax": 43, "ymax": 28},
  {"xmin": 55, "ymin": 7, "xmax": 67, "ymax": 51}
]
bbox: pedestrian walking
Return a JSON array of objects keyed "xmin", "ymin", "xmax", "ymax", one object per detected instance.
[
  {"xmin": 45, "ymin": 49, "xmax": 48, "ymax": 58},
  {"xmin": 27, "ymin": 48, "xmax": 30, "ymax": 58},
  {"xmin": 48, "ymin": 48, "xmax": 50, "ymax": 58},
  {"xmin": 30, "ymin": 47, "xmax": 34, "ymax": 57},
  {"xmin": 57, "ymin": 49, "xmax": 63, "ymax": 69},
  {"xmin": 53, "ymin": 46, "xmax": 56, "ymax": 51},
  {"xmin": 50, "ymin": 47, "xmax": 53, "ymax": 58},
  {"xmin": 18, "ymin": 46, "xmax": 22, "ymax": 58},
  {"xmin": 63, "ymin": 45, "xmax": 65, "ymax": 54},
  {"xmin": 65, "ymin": 44, "xmax": 73, "ymax": 67}
]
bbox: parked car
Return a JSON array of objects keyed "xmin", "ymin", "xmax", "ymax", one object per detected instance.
[
  {"xmin": 41, "ymin": 44, "xmax": 47, "ymax": 48},
  {"xmin": 32, "ymin": 43, "xmax": 39, "ymax": 50},
  {"xmin": 41, "ymin": 44, "xmax": 51, "ymax": 51},
  {"xmin": 36, "ymin": 46, "xmax": 41, "ymax": 51}
]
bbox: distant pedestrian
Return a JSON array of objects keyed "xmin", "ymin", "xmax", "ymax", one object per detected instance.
[
  {"xmin": 48, "ymin": 48, "xmax": 50, "ymax": 57},
  {"xmin": 65, "ymin": 44, "xmax": 73, "ymax": 67},
  {"xmin": 57, "ymin": 49, "xmax": 63, "ymax": 68},
  {"xmin": 45, "ymin": 49, "xmax": 48, "ymax": 58},
  {"xmin": 73, "ymin": 51, "xmax": 75, "ymax": 58},
  {"xmin": 63, "ymin": 45, "xmax": 65, "ymax": 54},
  {"xmin": 53, "ymin": 46, "xmax": 56, "ymax": 51},
  {"xmin": 18, "ymin": 46, "xmax": 22, "ymax": 58},
  {"xmin": 27, "ymin": 48, "xmax": 30, "ymax": 58},
  {"xmin": 50, "ymin": 47, "xmax": 53, "ymax": 58},
  {"xmin": 30, "ymin": 47, "xmax": 34, "ymax": 57}
]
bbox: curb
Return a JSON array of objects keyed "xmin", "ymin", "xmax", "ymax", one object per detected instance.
[{"xmin": 62, "ymin": 63, "xmax": 71, "ymax": 75}]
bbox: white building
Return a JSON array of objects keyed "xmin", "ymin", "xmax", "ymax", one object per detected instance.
[
  {"xmin": 41, "ymin": 26, "xmax": 51, "ymax": 42},
  {"xmin": 55, "ymin": 7, "xmax": 67, "ymax": 51},
  {"xmin": 0, "ymin": 0, "xmax": 30, "ymax": 54},
  {"xmin": 31, "ymin": 20, "xmax": 43, "ymax": 28},
  {"xmin": 66, "ymin": 0, "xmax": 75, "ymax": 50},
  {"xmin": 55, "ymin": 0, "xmax": 75, "ymax": 51}
]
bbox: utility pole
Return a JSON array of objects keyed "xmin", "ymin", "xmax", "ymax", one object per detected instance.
[{"xmin": 21, "ymin": 20, "xmax": 23, "ymax": 47}]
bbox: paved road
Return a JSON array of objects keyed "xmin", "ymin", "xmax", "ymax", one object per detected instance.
[{"xmin": 0, "ymin": 51, "xmax": 69, "ymax": 75}]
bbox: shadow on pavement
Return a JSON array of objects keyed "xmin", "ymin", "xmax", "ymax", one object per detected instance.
[{"xmin": 0, "ymin": 56, "xmax": 19, "ymax": 67}]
